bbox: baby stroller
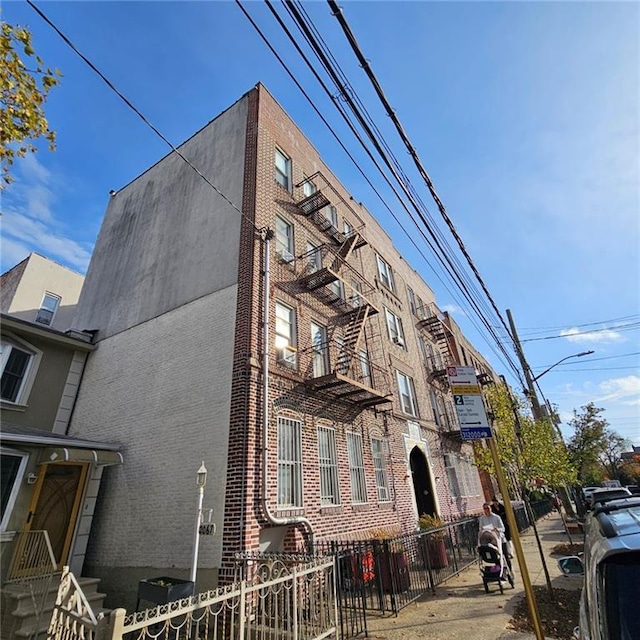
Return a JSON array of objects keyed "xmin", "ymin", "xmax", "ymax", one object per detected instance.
[{"xmin": 478, "ymin": 526, "xmax": 514, "ymax": 594}]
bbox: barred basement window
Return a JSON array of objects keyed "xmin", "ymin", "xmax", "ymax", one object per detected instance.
[
  {"xmin": 277, "ymin": 416, "xmax": 303, "ymax": 508},
  {"xmin": 347, "ymin": 432, "xmax": 367, "ymax": 504},
  {"xmin": 317, "ymin": 426, "xmax": 339, "ymax": 506},
  {"xmin": 371, "ymin": 438, "xmax": 390, "ymax": 502}
]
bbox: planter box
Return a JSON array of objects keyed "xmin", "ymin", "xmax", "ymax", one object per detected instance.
[
  {"xmin": 421, "ymin": 537, "xmax": 449, "ymax": 570},
  {"xmin": 137, "ymin": 577, "xmax": 195, "ymax": 606}
]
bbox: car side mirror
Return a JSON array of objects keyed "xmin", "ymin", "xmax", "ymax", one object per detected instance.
[{"xmin": 558, "ymin": 556, "xmax": 584, "ymax": 576}]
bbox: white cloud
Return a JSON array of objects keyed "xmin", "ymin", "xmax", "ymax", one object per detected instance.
[
  {"xmin": 442, "ymin": 303, "xmax": 466, "ymax": 316},
  {"xmin": 596, "ymin": 375, "xmax": 640, "ymax": 404},
  {"xmin": 1, "ymin": 156, "xmax": 92, "ymax": 273},
  {"xmin": 560, "ymin": 327, "xmax": 624, "ymax": 344}
]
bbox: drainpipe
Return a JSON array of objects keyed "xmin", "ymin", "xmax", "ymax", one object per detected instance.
[{"xmin": 261, "ymin": 229, "xmax": 314, "ymax": 549}]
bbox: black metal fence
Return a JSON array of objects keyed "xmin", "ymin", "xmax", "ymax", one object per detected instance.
[{"xmin": 322, "ymin": 499, "xmax": 554, "ymax": 638}]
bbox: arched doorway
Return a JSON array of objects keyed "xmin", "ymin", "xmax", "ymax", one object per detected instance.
[{"xmin": 410, "ymin": 447, "xmax": 436, "ymax": 517}]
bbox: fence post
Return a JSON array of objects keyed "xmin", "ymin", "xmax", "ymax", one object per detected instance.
[
  {"xmin": 239, "ymin": 579, "xmax": 246, "ymax": 640},
  {"xmin": 107, "ymin": 608, "xmax": 126, "ymax": 640},
  {"xmin": 292, "ymin": 564, "xmax": 299, "ymax": 640}
]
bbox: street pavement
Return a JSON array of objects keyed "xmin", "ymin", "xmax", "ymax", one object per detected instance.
[{"xmin": 365, "ymin": 511, "xmax": 583, "ymax": 640}]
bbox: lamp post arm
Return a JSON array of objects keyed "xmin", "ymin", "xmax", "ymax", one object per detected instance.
[{"xmin": 532, "ymin": 350, "xmax": 594, "ymax": 382}]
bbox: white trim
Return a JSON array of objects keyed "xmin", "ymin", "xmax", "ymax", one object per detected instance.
[
  {"xmin": 0, "ymin": 447, "xmax": 29, "ymax": 532},
  {"xmin": 1, "ymin": 333, "xmax": 43, "ymax": 405}
]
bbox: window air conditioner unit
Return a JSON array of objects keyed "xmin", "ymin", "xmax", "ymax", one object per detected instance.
[
  {"xmin": 277, "ymin": 248, "xmax": 295, "ymax": 264},
  {"xmin": 277, "ymin": 346, "xmax": 297, "ymax": 365}
]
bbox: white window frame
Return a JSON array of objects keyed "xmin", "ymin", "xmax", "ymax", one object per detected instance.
[
  {"xmin": 275, "ymin": 148, "xmax": 292, "ymax": 191},
  {"xmin": 305, "ymin": 241, "xmax": 322, "ymax": 272},
  {"xmin": 407, "ymin": 287, "xmax": 417, "ymax": 315},
  {"xmin": 384, "ymin": 308, "xmax": 405, "ymax": 347},
  {"xmin": 358, "ymin": 348, "xmax": 372, "ymax": 387},
  {"xmin": 1, "ymin": 336, "xmax": 42, "ymax": 406},
  {"xmin": 1, "ymin": 448, "xmax": 28, "ymax": 532},
  {"xmin": 346, "ymin": 432, "xmax": 367, "ymax": 504},
  {"xmin": 343, "ymin": 220, "xmax": 354, "ymax": 237},
  {"xmin": 376, "ymin": 254, "xmax": 395, "ymax": 292},
  {"xmin": 445, "ymin": 453, "xmax": 481, "ymax": 498},
  {"xmin": 35, "ymin": 292, "xmax": 61, "ymax": 326},
  {"xmin": 275, "ymin": 215, "xmax": 294, "ymax": 263},
  {"xmin": 310, "ymin": 321, "xmax": 329, "ymax": 378},
  {"xmin": 275, "ymin": 302, "xmax": 297, "ymax": 366},
  {"xmin": 303, "ymin": 179, "xmax": 317, "ymax": 197},
  {"xmin": 371, "ymin": 438, "xmax": 390, "ymax": 502},
  {"xmin": 317, "ymin": 425, "xmax": 340, "ymax": 506},
  {"xmin": 396, "ymin": 370, "xmax": 419, "ymax": 417},
  {"xmin": 325, "ymin": 204, "xmax": 338, "ymax": 229},
  {"xmin": 277, "ymin": 416, "xmax": 303, "ymax": 508}
]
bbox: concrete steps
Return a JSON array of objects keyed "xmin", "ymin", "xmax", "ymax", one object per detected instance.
[{"xmin": 1, "ymin": 575, "xmax": 107, "ymax": 640}]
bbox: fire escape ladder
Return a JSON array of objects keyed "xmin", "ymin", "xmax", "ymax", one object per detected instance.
[{"xmin": 330, "ymin": 233, "xmax": 362, "ymax": 270}]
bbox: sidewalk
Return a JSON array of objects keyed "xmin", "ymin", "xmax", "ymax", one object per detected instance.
[{"xmin": 365, "ymin": 512, "xmax": 582, "ymax": 640}]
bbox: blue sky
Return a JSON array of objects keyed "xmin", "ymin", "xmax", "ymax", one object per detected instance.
[{"xmin": 2, "ymin": 1, "xmax": 638, "ymax": 446}]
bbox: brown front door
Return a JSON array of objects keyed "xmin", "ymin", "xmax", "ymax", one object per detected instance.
[{"xmin": 25, "ymin": 463, "xmax": 88, "ymax": 568}]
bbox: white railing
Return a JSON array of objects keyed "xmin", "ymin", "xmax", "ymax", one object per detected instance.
[{"xmin": 48, "ymin": 557, "xmax": 337, "ymax": 640}]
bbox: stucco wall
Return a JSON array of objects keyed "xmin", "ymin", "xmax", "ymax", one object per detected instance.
[
  {"xmin": 1, "ymin": 254, "xmax": 84, "ymax": 331},
  {"xmin": 69, "ymin": 287, "xmax": 237, "ymax": 605},
  {"xmin": 72, "ymin": 96, "xmax": 248, "ymax": 340}
]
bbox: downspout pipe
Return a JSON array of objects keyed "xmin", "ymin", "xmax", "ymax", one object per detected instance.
[{"xmin": 261, "ymin": 228, "xmax": 314, "ymax": 549}]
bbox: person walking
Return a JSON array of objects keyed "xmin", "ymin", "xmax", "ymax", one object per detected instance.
[{"xmin": 491, "ymin": 497, "xmax": 513, "ymax": 558}]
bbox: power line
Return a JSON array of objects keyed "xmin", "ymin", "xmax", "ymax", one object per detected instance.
[
  {"xmin": 521, "ymin": 322, "xmax": 640, "ymax": 343},
  {"xmin": 508, "ymin": 314, "xmax": 640, "ymax": 336},
  {"xmin": 532, "ymin": 352, "xmax": 640, "ymax": 369}
]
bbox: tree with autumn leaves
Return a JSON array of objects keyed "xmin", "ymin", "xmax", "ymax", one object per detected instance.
[
  {"xmin": 473, "ymin": 383, "xmax": 577, "ymax": 496},
  {"xmin": 1, "ymin": 16, "xmax": 60, "ymax": 187}
]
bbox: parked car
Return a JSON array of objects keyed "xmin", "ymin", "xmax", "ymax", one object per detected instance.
[
  {"xmin": 581, "ymin": 486, "xmax": 601, "ymax": 502},
  {"xmin": 624, "ymin": 484, "xmax": 640, "ymax": 496},
  {"xmin": 558, "ymin": 497, "xmax": 640, "ymax": 639},
  {"xmin": 587, "ymin": 487, "xmax": 631, "ymax": 510}
]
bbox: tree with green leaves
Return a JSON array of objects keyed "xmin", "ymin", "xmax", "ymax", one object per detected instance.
[
  {"xmin": 1, "ymin": 18, "xmax": 60, "ymax": 186},
  {"xmin": 566, "ymin": 403, "xmax": 629, "ymax": 484},
  {"xmin": 474, "ymin": 383, "xmax": 576, "ymax": 494}
]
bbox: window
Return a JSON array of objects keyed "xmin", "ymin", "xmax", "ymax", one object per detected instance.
[
  {"xmin": 371, "ymin": 438, "xmax": 390, "ymax": 502},
  {"xmin": 417, "ymin": 334, "xmax": 429, "ymax": 366},
  {"xmin": 275, "ymin": 148, "xmax": 291, "ymax": 190},
  {"xmin": 384, "ymin": 308, "xmax": 405, "ymax": 347},
  {"xmin": 317, "ymin": 426, "xmax": 340, "ymax": 506},
  {"xmin": 396, "ymin": 371, "xmax": 418, "ymax": 417},
  {"xmin": 358, "ymin": 348, "xmax": 372, "ymax": 387},
  {"xmin": 303, "ymin": 179, "xmax": 317, "ymax": 197},
  {"xmin": 343, "ymin": 220, "xmax": 354, "ymax": 237},
  {"xmin": 325, "ymin": 205, "xmax": 338, "ymax": 228},
  {"xmin": 346, "ymin": 432, "xmax": 367, "ymax": 503},
  {"xmin": 376, "ymin": 254, "xmax": 395, "ymax": 292},
  {"xmin": 349, "ymin": 279, "xmax": 362, "ymax": 308},
  {"xmin": 328, "ymin": 278, "xmax": 344, "ymax": 301},
  {"xmin": 310, "ymin": 322, "xmax": 328, "ymax": 377},
  {"xmin": 305, "ymin": 241, "xmax": 321, "ymax": 272},
  {"xmin": 1, "ymin": 449, "xmax": 28, "ymax": 531},
  {"xmin": 1, "ymin": 340, "xmax": 35, "ymax": 404},
  {"xmin": 444, "ymin": 453, "xmax": 481, "ymax": 498},
  {"xmin": 275, "ymin": 302, "xmax": 296, "ymax": 365},
  {"xmin": 407, "ymin": 287, "xmax": 417, "ymax": 315},
  {"xmin": 35, "ymin": 292, "xmax": 61, "ymax": 326},
  {"xmin": 275, "ymin": 215, "xmax": 294, "ymax": 262},
  {"xmin": 277, "ymin": 417, "xmax": 303, "ymax": 508}
]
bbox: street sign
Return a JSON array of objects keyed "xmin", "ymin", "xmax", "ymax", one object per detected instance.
[
  {"xmin": 460, "ymin": 426, "xmax": 493, "ymax": 440},
  {"xmin": 447, "ymin": 365, "xmax": 492, "ymax": 439}
]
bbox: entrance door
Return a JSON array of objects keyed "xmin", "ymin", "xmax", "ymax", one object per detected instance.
[
  {"xmin": 410, "ymin": 447, "xmax": 436, "ymax": 517},
  {"xmin": 25, "ymin": 463, "xmax": 88, "ymax": 568}
]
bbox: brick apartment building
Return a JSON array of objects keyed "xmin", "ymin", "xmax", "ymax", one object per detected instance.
[{"xmin": 68, "ymin": 84, "xmax": 496, "ymax": 606}]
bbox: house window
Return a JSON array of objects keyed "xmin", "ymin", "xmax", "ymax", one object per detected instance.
[
  {"xmin": 277, "ymin": 416, "xmax": 303, "ymax": 508},
  {"xmin": 407, "ymin": 287, "xmax": 417, "ymax": 316},
  {"xmin": 310, "ymin": 322, "xmax": 329, "ymax": 377},
  {"xmin": 358, "ymin": 348, "xmax": 372, "ymax": 387},
  {"xmin": 346, "ymin": 432, "xmax": 367, "ymax": 503},
  {"xmin": 1, "ymin": 340, "xmax": 34, "ymax": 404},
  {"xmin": 275, "ymin": 148, "xmax": 291, "ymax": 190},
  {"xmin": 371, "ymin": 438, "xmax": 390, "ymax": 502},
  {"xmin": 35, "ymin": 292, "xmax": 61, "ymax": 326},
  {"xmin": 303, "ymin": 179, "xmax": 317, "ymax": 197},
  {"xmin": 275, "ymin": 215, "xmax": 294, "ymax": 262},
  {"xmin": 343, "ymin": 220, "xmax": 354, "ymax": 237},
  {"xmin": 384, "ymin": 308, "xmax": 405, "ymax": 347},
  {"xmin": 396, "ymin": 371, "xmax": 419, "ymax": 417},
  {"xmin": 444, "ymin": 454, "xmax": 480, "ymax": 498},
  {"xmin": 1, "ymin": 449, "xmax": 28, "ymax": 531},
  {"xmin": 376, "ymin": 254, "xmax": 395, "ymax": 292},
  {"xmin": 317, "ymin": 426, "xmax": 340, "ymax": 506},
  {"xmin": 275, "ymin": 302, "xmax": 296, "ymax": 365},
  {"xmin": 305, "ymin": 241, "xmax": 321, "ymax": 272},
  {"xmin": 325, "ymin": 205, "xmax": 338, "ymax": 228}
]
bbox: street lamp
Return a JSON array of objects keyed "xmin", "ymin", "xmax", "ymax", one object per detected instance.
[
  {"xmin": 190, "ymin": 462, "xmax": 207, "ymax": 584},
  {"xmin": 532, "ymin": 350, "xmax": 594, "ymax": 382}
]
